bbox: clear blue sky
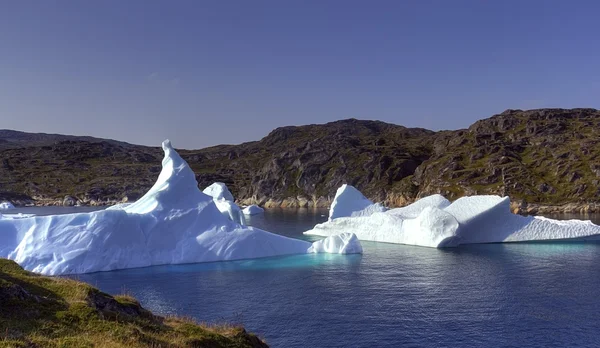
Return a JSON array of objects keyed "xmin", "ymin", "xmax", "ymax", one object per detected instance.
[{"xmin": 1, "ymin": 1, "xmax": 599, "ymax": 149}]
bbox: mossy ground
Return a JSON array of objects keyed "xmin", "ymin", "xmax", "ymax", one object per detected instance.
[{"xmin": 0, "ymin": 259, "xmax": 267, "ymax": 348}]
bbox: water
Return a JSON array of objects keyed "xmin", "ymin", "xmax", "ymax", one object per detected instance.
[{"xmin": 36, "ymin": 208, "xmax": 596, "ymax": 348}]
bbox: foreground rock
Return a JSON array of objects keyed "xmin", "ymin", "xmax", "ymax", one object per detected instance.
[
  {"xmin": 0, "ymin": 140, "xmax": 362, "ymax": 275},
  {"xmin": 0, "ymin": 259, "xmax": 268, "ymax": 348}
]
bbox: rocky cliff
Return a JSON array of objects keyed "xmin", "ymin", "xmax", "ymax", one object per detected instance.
[{"xmin": 1, "ymin": 108, "xmax": 599, "ymax": 211}]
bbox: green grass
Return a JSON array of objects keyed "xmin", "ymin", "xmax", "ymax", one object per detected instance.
[{"xmin": 0, "ymin": 259, "xmax": 267, "ymax": 348}]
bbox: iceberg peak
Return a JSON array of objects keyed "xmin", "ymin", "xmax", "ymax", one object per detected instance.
[
  {"xmin": 329, "ymin": 184, "xmax": 386, "ymax": 220},
  {"xmin": 203, "ymin": 182, "xmax": 235, "ymax": 202},
  {"xmin": 123, "ymin": 140, "xmax": 205, "ymax": 215}
]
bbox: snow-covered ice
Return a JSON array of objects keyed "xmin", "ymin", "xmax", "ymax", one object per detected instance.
[
  {"xmin": 242, "ymin": 205, "xmax": 264, "ymax": 215},
  {"xmin": 308, "ymin": 232, "xmax": 363, "ymax": 254},
  {"xmin": 202, "ymin": 182, "xmax": 246, "ymax": 225},
  {"xmin": 203, "ymin": 182, "xmax": 235, "ymax": 202},
  {"xmin": 213, "ymin": 199, "xmax": 246, "ymax": 225},
  {"xmin": 305, "ymin": 186, "xmax": 600, "ymax": 248},
  {"xmin": 105, "ymin": 202, "xmax": 133, "ymax": 210},
  {"xmin": 387, "ymin": 194, "xmax": 450, "ymax": 219},
  {"xmin": 328, "ymin": 184, "xmax": 386, "ymax": 220},
  {"xmin": 0, "ymin": 140, "xmax": 362, "ymax": 275},
  {"xmin": 0, "ymin": 213, "xmax": 36, "ymax": 220},
  {"xmin": 0, "ymin": 201, "xmax": 15, "ymax": 210}
]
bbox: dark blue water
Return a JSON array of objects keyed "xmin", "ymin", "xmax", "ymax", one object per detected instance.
[{"xmin": 60, "ymin": 208, "xmax": 600, "ymax": 348}]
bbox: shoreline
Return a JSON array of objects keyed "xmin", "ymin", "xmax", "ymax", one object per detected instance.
[{"xmin": 6, "ymin": 196, "xmax": 600, "ymax": 215}]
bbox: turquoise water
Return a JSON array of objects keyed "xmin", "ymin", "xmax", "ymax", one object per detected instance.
[{"xmin": 62, "ymin": 208, "xmax": 600, "ymax": 348}]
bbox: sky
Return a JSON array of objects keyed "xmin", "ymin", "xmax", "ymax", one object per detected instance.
[{"xmin": 1, "ymin": 1, "xmax": 599, "ymax": 149}]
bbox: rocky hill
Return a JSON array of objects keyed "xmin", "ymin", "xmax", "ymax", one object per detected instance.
[
  {"xmin": 413, "ymin": 109, "xmax": 600, "ymax": 205},
  {"xmin": 1, "ymin": 108, "xmax": 599, "ymax": 211},
  {"xmin": 0, "ymin": 129, "xmax": 133, "ymax": 150}
]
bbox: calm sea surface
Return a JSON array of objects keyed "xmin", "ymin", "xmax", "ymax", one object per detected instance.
[{"xmin": 7, "ymin": 207, "xmax": 600, "ymax": 347}]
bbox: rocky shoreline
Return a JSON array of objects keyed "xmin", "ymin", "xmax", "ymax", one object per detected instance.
[
  {"xmin": 6, "ymin": 194, "xmax": 600, "ymax": 215},
  {"xmin": 6, "ymin": 196, "xmax": 128, "ymax": 208},
  {"xmin": 241, "ymin": 195, "xmax": 600, "ymax": 215}
]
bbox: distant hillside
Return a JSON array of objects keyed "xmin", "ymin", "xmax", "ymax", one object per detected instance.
[
  {"xmin": 1, "ymin": 109, "xmax": 599, "ymax": 210},
  {"xmin": 0, "ymin": 129, "xmax": 134, "ymax": 150},
  {"xmin": 413, "ymin": 108, "xmax": 600, "ymax": 204}
]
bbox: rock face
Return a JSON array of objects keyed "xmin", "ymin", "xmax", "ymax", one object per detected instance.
[
  {"xmin": 1, "ymin": 109, "xmax": 600, "ymax": 210},
  {"xmin": 412, "ymin": 108, "xmax": 600, "ymax": 204},
  {"xmin": 62, "ymin": 195, "xmax": 78, "ymax": 207}
]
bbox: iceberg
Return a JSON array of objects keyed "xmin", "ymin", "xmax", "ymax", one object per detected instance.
[
  {"xmin": 440, "ymin": 195, "xmax": 600, "ymax": 245},
  {"xmin": 328, "ymin": 184, "xmax": 387, "ymax": 220},
  {"xmin": 242, "ymin": 205, "xmax": 264, "ymax": 215},
  {"xmin": 0, "ymin": 213, "xmax": 36, "ymax": 220},
  {"xmin": 202, "ymin": 182, "xmax": 235, "ymax": 202},
  {"xmin": 0, "ymin": 201, "xmax": 15, "ymax": 210},
  {"xmin": 0, "ymin": 140, "xmax": 362, "ymax": 275},
  {"xmin": 307, "ymin": 232, "xmax": 363, "ymax": 254},
  {"xmin": 386, "ymin": 194, "xmax": 450, "ymax": 219},
  {"xmin": 213, "ymin": 199, "xmax": 246, "ymax": 225},
  {"xmin": 105, "ymin": 202, "xmax": 133, "ymax": 210},
  {"xmin": 202, "ymin": 182, "xmax": 246, "ymax": 225},
  {"xmin": 305, "ymin": 187, "xmax": 600, "ymax": 248}
]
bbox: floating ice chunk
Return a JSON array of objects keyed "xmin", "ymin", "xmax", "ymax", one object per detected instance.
[
  {"xmin": 305, "ymin": 186, "xmax": 600, "ymax": 248},
  {"xmin": 308, "ymin": 232, "xmax": 363, "ymax": 254},
  {"xmin": 0, "ymin": 202, "xmax": 15, "ymax": 210},
  {"xmin": 0, "ymin": 140, "xmax": 362, "ymax": 275},
  {"xmin": 242, "ymin": 205, "xmax": 264, "ymax": 215},
  {"xmin": 328, "ymin": 184, "xmax": 386, "ymax": 220},
  {"xmin": 202, "ymin": 182, "xmax": 235, "ymax": 202}
]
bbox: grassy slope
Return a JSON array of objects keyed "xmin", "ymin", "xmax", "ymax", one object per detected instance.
[{"xmin": 0, "ymin": 259, "xmax": 267, "ymax": 348}]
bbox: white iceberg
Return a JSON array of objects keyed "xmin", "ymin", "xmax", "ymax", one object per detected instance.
[
  {"xmin": 440, "ymin": 195, "xmax": 600, "ymax": 245},
  {"xmin": 105, "ymin": 202, "xmax": 133, "ymax": 210},
  {"xmin": 0, "ymin": 201, "xmax": 15, "ymax": 210},
  {"xmin": 213, "ymin": 199, "xmax": 246, "ymax": 225},
  {"xmin": 387, "ymin": 194, "xmax": 450, "ymax": 219},
  {"xmin": 242, "ymin": 205, "xmax": 264, "ymax": 215},
  {"xmin": 0, "ymin": 140, "xmax": 362, "ymax": 275},
  {"xmin": 305, "ymin": 187, "xmax": 600, "ymax": 248},
  {"xmin": 328, "ymin": 184, "xmax": 386, "ymax": 220},
  {"xmin": 203, "ymin": 182, "xmax": 235, "ymax": 202},
  {"xmin": 0, "ymin": 213, "xmax": 36, "ymax": 220},
  {"xmin": 307, "ymin": 232, "xmax": 363, "ymax": 254},
  {"xmin": 202, "ymin": 182, "xmax": 246, "ymax": 225}
]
